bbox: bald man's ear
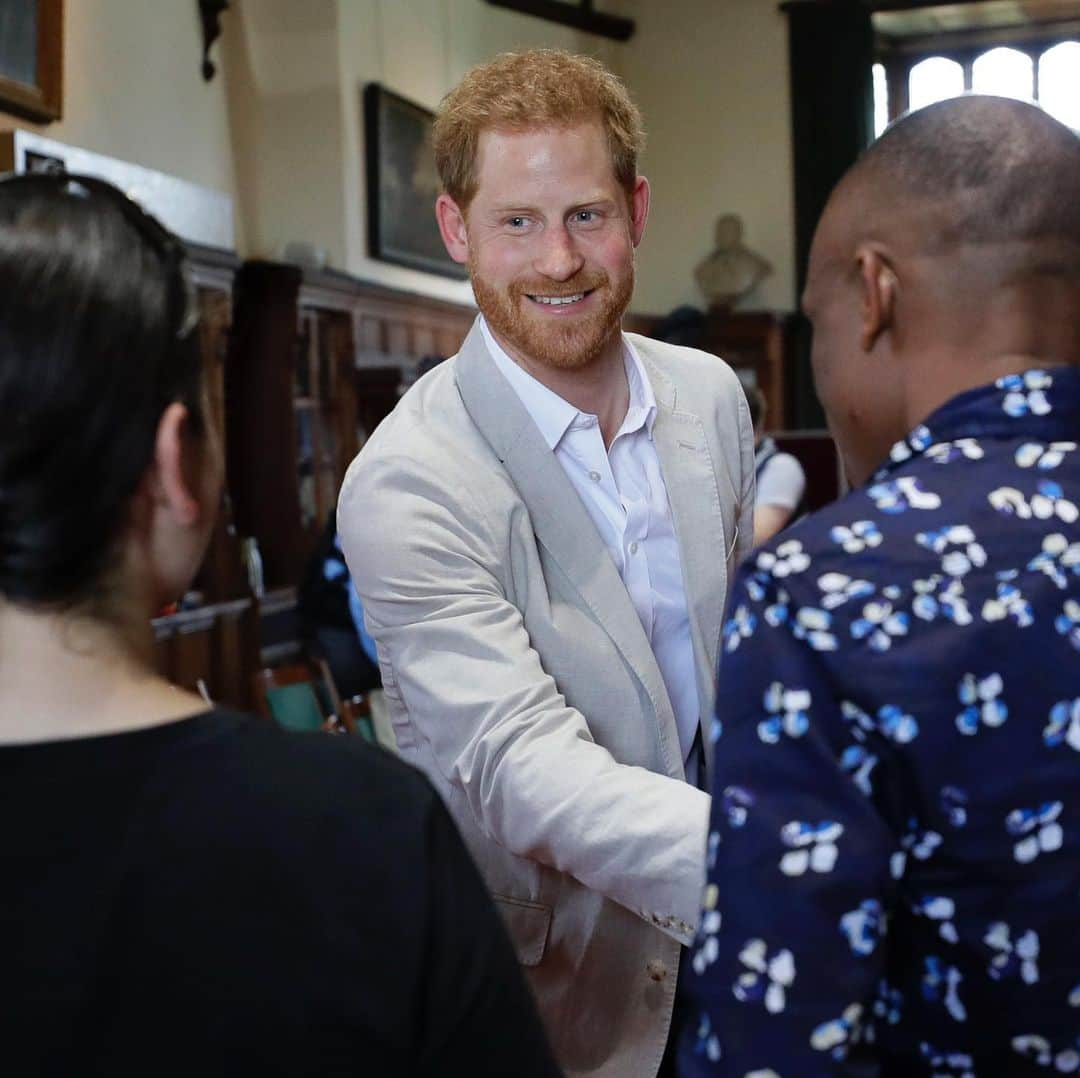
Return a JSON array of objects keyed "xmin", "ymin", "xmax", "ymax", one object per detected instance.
[{"xmin": 856, "ymin": 246, "xmax": 897, "ymax": 353}]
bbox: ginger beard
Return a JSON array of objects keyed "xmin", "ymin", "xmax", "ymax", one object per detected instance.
[{"xmin": 469, "ymin": 254, "xmax": 634, "ymax": 371}]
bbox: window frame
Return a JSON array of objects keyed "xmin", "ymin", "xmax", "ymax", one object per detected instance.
[{"xmin": 875, "ymin": 22, "xmax": 1080, "ymax": 124}]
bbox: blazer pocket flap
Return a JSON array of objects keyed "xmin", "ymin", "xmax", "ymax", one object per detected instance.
[{"xmin": 492, "ymin": 895, "xmax": 551, "ymax": 967}]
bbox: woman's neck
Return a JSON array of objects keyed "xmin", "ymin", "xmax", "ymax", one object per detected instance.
[{"xmin": 0, "ymin": 600, "xmax": 209, "ymax": 745}]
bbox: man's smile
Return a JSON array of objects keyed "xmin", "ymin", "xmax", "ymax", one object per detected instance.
[{"xmin": 524, "ymin": 289, "xmax": 595, "ymax": 308}]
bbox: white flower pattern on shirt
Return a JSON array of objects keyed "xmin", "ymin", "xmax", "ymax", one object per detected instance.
[
  {"xmin": 682, "ymin": 370, "xmax": 1080, "ymax": 1076},
  {"xmin": 733, "ymin": 939, "xmax": 796, "ymax": 1015}
]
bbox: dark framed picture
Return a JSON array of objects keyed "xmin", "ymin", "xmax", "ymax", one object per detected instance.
[
  {"xmin": 0, "ymin": 0, "xmax": 63, "ymax": 123},
  {"xmin": 363, "ymin": 83, "xmax": 466, "ymax": 280}
]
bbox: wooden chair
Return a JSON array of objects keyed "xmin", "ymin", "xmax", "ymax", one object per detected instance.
[
  {"xmin": 252, "ymin": 660, "xmax": 344, "ymax": 734},
  {"xmin": 340, "ymin": 693, "xmax": 376, "ymax": 743}
]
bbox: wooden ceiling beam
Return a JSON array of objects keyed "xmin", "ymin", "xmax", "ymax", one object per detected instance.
[{"xmin": 484, "ymin": 1, "xmax": 635, "ymax": 42}]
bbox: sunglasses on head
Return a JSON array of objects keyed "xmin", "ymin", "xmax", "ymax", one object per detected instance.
[{"xmin": 0, "ymin": 169, "xmax": 200, "ymax": 341}]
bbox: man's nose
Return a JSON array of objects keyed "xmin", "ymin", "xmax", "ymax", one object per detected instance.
[{"xmin": 533, "ymin": 224, "xmax": 584, "ymax": 281}]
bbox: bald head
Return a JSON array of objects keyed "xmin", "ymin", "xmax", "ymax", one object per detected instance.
[
  {"xmin": 843, "ymin": 95, "xmax": 1080, "ymax": 269},
  {"xmin": 804, "ymin": 95, "xmax": 1080, "ymax": 488}
]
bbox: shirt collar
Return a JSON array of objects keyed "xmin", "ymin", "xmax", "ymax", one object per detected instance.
[
  {"xmin": 624, "ymin": 336, "xmax": 659, "ymax": 438},
  {"xmin": 479, "ymin": 315, "xmax": 657, "ymax": 451},
  {"xmin": 874, "ymin": 366, "xmax": 1080, "ymax": 481}
]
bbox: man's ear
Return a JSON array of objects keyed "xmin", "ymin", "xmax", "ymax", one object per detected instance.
[
  {"xmin": 151, "ymin": 402, "xmax": 201, "ymax": 527},
  {"xmin": 436, "ymin": 194, "xmax": 470, "ymax": 264},
  {"xmin": 629, "ymin": 175, "xmax": 650, "ymax": 248},
  {"xmin": 856, "ymin": 245, "xmax": 897, "ymax": 353}
]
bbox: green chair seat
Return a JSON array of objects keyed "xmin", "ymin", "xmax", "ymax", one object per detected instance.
[{"xmin": 264, "ymin": 682, "xmax": 325, "ymax": 733}]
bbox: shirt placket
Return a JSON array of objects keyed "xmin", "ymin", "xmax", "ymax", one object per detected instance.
[
  {"xmin": 569, "ymin": 420, "xmax": 625, "ymax": 568},
  {"xmin": 611, "ymin": 429, "xmax": 654, "ymax": 637}
]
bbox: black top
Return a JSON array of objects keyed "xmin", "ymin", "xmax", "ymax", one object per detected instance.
[{"xmin": 1, "ymin": 709, "xmax": 561, "ymax": 1077}]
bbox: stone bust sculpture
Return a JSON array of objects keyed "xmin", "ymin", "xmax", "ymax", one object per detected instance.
[{"xmin": 694, "ymin": 214, "xmax": 773, "ymax": 310}]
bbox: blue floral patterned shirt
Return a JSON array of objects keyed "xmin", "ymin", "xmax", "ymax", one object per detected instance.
[{"xmin": 680, "ymin": 368, "xmax": 1080, "ymax": 1077}]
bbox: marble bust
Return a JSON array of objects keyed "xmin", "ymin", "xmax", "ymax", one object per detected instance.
[{"xmin": 694, "ymin": 214, "xmax": 773, "ymax": 310}]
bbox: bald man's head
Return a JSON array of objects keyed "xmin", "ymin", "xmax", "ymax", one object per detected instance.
[
  {"xmin": 848, "ymin": 94, "xmax": 1080, "ymax": 266},
  {"xmin": 804, "ymin": 95, "xmax": 1080, "ymax": 488}
]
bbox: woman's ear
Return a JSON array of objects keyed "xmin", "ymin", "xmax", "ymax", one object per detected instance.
[
  {"xmin": 136, "ymin": 400, "xmax": 220, "ymax": 607},
  {"xmin": 151, "ymin": 402, "xmax": 202, "ymax": 527}
]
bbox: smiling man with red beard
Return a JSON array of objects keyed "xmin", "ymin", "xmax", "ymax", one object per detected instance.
[{"xmin": 338, "ymin": 49, "xmax": 755, "ymax": 1078}]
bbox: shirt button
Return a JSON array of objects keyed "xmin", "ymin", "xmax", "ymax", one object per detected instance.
[
  {"xmin": 646, "ymin": 959, "xmax": 668, "ymax": 982},
  {"xmin": 629, "ymin": 541, "xmax": 639, "ymax": 554},
  {"xmin": 589, "ymin": 470, "xmax": 601, "ymax": 482}
]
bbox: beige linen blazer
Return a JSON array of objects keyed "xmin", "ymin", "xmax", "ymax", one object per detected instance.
[{"xmin": 338, "ymin": 319, "xmax": 754, "ymax": 1077}]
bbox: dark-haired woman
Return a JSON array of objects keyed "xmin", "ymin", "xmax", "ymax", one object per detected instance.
[{"xmin": 0, "ymin": 175, "xmax": 560, "ymax": 1077}]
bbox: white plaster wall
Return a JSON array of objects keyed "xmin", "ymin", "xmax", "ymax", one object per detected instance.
[
  {"xmin": 327, "ymin": 0, "xmax": 796, "ymax": 312},
  {"xmin": 610, "ymin": 0, "xmax": 796, "ymax": 314},
  {"xmin": 333, "ymin": 0, "xmax": 604, "ymax": 304},
  {"xmin": 0, "ymin": 0, "xmax": 237, "ymax": 228},
  {"xmin": 445, "ymin": 0, "xmax": 604, "ymax": 77},
  {"xmin": 335, "ymin": 0, "xmax": 466, "ymax": 299},
  {"xmin": 4, "ymin": 0, "xmax": 797, "ymax": 313},
  {"xmin": 224, "ymin": 0, "xmax": 344, "ymax": 263}
]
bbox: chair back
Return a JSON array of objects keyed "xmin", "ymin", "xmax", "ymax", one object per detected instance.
[
  {"xmin": 253, "ymin": 663, "xmax": 333, "ymax": 733},
  {"xmin": 341, "ymin": 693, "xmax": 376, "ymax": 743},
  {"xmin": 253, "ymin": 659, "xmax": 386, "ymax": 742}
]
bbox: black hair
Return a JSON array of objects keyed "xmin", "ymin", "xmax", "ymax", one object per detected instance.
[
  {"xmin": 653, "ymin": 304, "xmax": 706, "ymax": 348},
  {"xmin": 415, "ymin": 354, "xmax": 447, "ymax": 378},
  {"xmin": 0, "ymin": 174, "xmax": 204, "ymax": 607}
]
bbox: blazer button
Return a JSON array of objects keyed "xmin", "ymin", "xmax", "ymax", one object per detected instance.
[{"xmin": 646, "ymin": 959, "xmax": 668, "ymax": 982}]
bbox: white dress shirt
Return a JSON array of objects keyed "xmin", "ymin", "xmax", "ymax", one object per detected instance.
[{"xmin": 480, "ymin": 317, "xmax": 703, "ymax": 785}]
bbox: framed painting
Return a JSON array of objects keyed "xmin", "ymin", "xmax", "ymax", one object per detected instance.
[
  {"xmin": 363, "ymin": 83, "xmax": 466, "ymax": 280},
  {"xmin": 0, "ymin": 0, "xmax": 63, "ymax": 123}
]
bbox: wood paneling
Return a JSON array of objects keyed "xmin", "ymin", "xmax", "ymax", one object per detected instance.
[
  {"xmin": 226, "ymin": 261, "xmax": 475, "ymax": 593},
  {"xmin": 701, "ymin": 311, "xmax": 792, "ymax": 432},
  {"xmin": 226, "ymin": 261, "xmax": 305, "ymax": 588},
  {"xmin": 151, "ymin": 244, "xmax": 260, "ymax": 710},
  {"xmin": 153, "ymin": 598, "xmax": 258, "ymax": 709},
  {"xmin": 627, "ymin": 308, "xmax": 794, "ymax": 431}
]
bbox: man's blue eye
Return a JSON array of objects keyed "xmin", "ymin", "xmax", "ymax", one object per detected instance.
[{"xmin": 509, "ymin": 216, "xmax": 526, "ymax": 228}]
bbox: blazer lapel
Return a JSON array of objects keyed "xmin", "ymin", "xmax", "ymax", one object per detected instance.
[
  {"xmin": 639, "ymin": 350, "xmax": 729, "ymax": 718},
  {"xmin": 454, "ymin": 321, "xmax": 683, "ymax": 777}
]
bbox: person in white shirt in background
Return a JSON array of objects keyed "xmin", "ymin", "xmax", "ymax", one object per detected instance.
[
  {"xmin": 746, "ymin": 384, "xmax": 807, "ymax": 544},
  {"xmin": 338, "ymin": 49, "xmax": 754, "ymax": 1078}
]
